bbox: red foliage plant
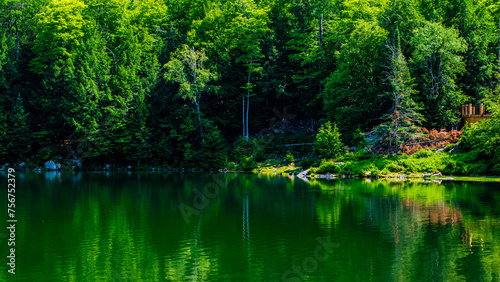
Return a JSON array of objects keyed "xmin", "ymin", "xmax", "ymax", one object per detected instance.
[{"xmin": 399, "ymin": 128, "xmax": 462, "ymax": 155}]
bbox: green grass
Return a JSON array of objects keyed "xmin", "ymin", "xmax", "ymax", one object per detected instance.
[{"xmin": 242, "ymin": 147, "xmax": 500, "ymax": 181}]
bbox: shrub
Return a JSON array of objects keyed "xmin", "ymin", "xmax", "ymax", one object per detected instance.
[
  {"xmin": 314, "ymin": 122, "xmax": 345, "ymax": 158},
  {"xmin": 344, "ymin": 160, "xmax": 380, "ymax": 176},
  {"xmin": 227, "ymin": 162, "xmax": 237, "ymax": 170},
  {"xmin": 285, "ymin": 151, "xmax": 295, "ymax": 164},
  {"xmin": 412, "ymin": 149, "xmax": 433, "ymax": 159},
  {"xmin": 316, "ymin": 160, "xmax": 344, "ymax": 174},
  {"xmin": 462, "ymin": 117, "xmax": 500, "ymax": 165},
  {"xmin": 398, "ymin": 152, "xmax": 449, "ymax": 173},
  {"xmin": 238, "ymin": 155, "xmax": 257, "ymax": 171}
]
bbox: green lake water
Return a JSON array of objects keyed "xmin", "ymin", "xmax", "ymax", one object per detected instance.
[{"xmin": 0, "ymin": 172, "xmax": 500, "ymax": 281}]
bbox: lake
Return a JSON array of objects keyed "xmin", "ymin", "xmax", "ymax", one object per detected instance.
[{"xmin": 0, "ymin": 172, "xmax": 499, "ymax": 281}]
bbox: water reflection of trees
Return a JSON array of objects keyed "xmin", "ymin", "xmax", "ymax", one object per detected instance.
[
  {"xmin": 310, "ymin": 179, "xmax": 500, "ymax": 281},
  {"xmin": 5, "ymin": 172, "xmax": 500, "ymax": 280}
]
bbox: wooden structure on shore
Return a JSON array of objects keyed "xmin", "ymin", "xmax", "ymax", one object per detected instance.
[{"xmin": 462, "ymin": 103, "xmax": 492, "ymax": 124}]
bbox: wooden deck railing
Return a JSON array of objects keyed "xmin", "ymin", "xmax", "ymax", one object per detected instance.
[{"xmin": 462, "ymin": 103, "xmax": 491, "ymax": 123}]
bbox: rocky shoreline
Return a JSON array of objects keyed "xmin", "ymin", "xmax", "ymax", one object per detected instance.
[{"xmin": 2, "ymin": 157, "xmax": 500, "ymax": 183}]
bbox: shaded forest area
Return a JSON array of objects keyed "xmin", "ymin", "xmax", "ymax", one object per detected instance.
[{"xmin": 1, "ymin": 0, "xmax": 500, "ymax": 169}]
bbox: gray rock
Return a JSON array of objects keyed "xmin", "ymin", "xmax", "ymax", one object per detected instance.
[
  {"xmin": 297, "ymin": 169, "xmax": 309, "ymax": 179},
  {"xmin": 435, "ymin": 146, "xmax": 446, "ymax": 153},
  {"xmin": 70, "ymin": 158, "xmax": 82, "ymax": 169},
  {"xmin": 450, "ymin": 142, "xmax": 461, "ymax": 154},
  {"xmin": 44, "ymin": 160, "xmax": 57, "ymax": 171}
]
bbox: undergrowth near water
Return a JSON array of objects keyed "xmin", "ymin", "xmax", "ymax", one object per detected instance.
[{"xmin": 258, "ymin": 149, "xmax": 498, "ymax": 177}]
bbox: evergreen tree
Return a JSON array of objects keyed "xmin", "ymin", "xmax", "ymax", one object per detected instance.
[
  {"xmin": 315, "ymin": 121, "xmax": 345, "ymax": 158},
  {"xmin": 366, "ymin": 38, "xmax": 423, "ymax": 154},
  {"xmin": 6, "ymin": 94, "xmax": 31, "ymax": 161}
]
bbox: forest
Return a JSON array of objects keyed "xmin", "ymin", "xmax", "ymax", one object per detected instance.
[{"xmin": 1, "ymin": 0, "xmax": 500, "ymax": 170}]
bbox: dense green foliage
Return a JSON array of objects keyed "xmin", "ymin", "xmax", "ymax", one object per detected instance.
[
  {"xmin": 462, "ymin": 89, "xmax": 500, "ymax": 173},
  {"xmin": 314, "ymin": 121, "xmax": 345, "ymax": 158},
  {"xmin": 0, "ymin": 0, "xmax": 499, "ymax": 169},
  {"xmin": 311, "ymin": 148, "xmax": 495, "ymax": 176}
]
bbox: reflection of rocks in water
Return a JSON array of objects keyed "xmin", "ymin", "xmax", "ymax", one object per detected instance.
[
  {"xmin": 72, "ymin": 172, "xmax": 82, "ymax": 183},
  {"xmin": 44, "ymin": 171, "xmax": 61, "ymax": 182},
  {"xmin": 16, "ymin": 171, "xmax": 27, "ymax": 180}
]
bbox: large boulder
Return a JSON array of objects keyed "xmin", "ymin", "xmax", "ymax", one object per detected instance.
[{"xmin": 44, "ymin": 160, "xmax": 57, "ymax": 171}]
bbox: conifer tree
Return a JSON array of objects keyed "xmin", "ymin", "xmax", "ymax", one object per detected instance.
[
  {"xmin": 367, "ymin": 35, "xmax": 423, "ymax": 154},
  {"xmin": 7, "ymin": 94, "xmax": 31, "ymax": 161}
]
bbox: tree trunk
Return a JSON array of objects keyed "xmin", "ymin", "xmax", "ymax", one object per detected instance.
[
  {"xmin": 15, "ymin": 22, "xmax": 20, "ymax": 58},
  {"xmin": 246, "ymin": 72, "xmax": 250, "ymax": 139},
  {"xmin": 319, "ymin": 13, "xmax": 323, "ymax": 48},
  {"xmin": 318, "ymin": 13, "xmax": 323, "ymax": 94},
  {"xmin": 192, "ymin": 50, "xmax": 203, "ymax": 140},
  {"xmin": 242, "ymin": 94, "xmax": 246, "ymax": 138},
  {"xmin": 196, "ymin": 100, "xmax": 203, "ymax": 139}
]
